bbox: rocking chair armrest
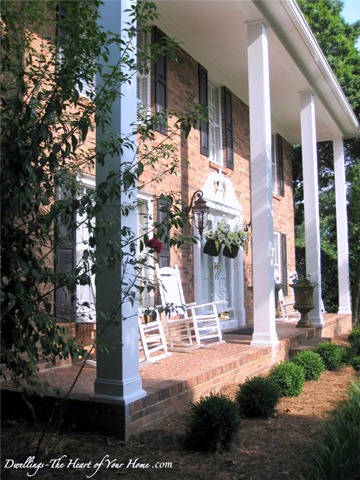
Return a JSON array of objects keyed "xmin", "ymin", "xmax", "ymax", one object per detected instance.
[
  {"xmin": 282, "ymin": 299, "xmax": 295, "ymax": 307},
  {"xmin": 189, "ymin": 302, "xmax": 217, "ymax": 310}
]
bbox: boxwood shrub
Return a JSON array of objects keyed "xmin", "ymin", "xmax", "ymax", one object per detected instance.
[
  {"xmin": 348, "ymin": 327, "xmax": 360, "ymax": 356},
  {"xmin": 315, "ymin": 342, "xmax": 343, "ymax": 371},
  {"xmin": 290, "ymin": 350, "xmax": 325, "ymax": 381},
  {"xmin": 235, "ymin": 375, "xmax": 281, "ymax": 418},
  {"xmin": 268, "ymin": 361, "xmax": 305, "ymax": 397},
  {"xmin": 184, "ymin": 392, "xmax": 241, "ymax": 452}
]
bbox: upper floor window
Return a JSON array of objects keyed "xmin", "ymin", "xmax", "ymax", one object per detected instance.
[
  {"xmin": 272, "ymin": 133, "xmax": 285, "ymax": 196},
  {"xmin": 137, "ymin": 30, "xmax": 151, "ymax": 108},
  {"xmin": 56, "ymin": 3, "xmax": 96, "ymax": 100},
  {"xmin": 208, "ymin": 81, "xmax": 223, "ymax": 165}
]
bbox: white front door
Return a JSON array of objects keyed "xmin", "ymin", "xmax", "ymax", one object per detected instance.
[{"xmin": 196, "ymin": 215, "xmax": 245, "ymax": 330}]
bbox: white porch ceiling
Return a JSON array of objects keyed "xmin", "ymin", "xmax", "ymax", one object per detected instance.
[{"xmin": 153, "ymin": 0, "xmax": 359, "ymax": 144}]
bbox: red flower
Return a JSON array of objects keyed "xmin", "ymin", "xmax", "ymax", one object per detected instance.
[{"xmin": 146, "ymin": 238, "xmax": 163, "ymax": 254}]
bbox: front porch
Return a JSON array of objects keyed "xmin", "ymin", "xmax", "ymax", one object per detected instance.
[{"xmin": 1, "ymin": 313, "xmax": 352, "ymax": 440}]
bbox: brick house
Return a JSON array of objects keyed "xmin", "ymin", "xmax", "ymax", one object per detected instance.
[{"xmin": 53, "ymin": 1, "xmax": 358, "ymax": 424}]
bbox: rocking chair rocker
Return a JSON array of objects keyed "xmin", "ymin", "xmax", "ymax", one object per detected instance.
[{"xmin": 155, "ymin": 264, "xmax": 224, "ymax": 349}]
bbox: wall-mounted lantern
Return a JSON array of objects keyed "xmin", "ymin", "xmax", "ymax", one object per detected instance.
[{"xmin": 184, "ymin": 190, "xmax": 209, "ymax": 239}]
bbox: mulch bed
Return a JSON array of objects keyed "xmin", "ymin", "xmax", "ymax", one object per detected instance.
[{"xmin": 1, "ymin": 365, "xmax": 358, "ymax": 480}]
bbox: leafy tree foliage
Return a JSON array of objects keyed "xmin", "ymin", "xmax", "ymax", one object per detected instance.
[
  {"xmin": 0, "ymin": 0, "xmax": 202, "ymax": 392},
  {"xmin": 294, "ymin": 0, "xmax": 360, "ymax": 321}
]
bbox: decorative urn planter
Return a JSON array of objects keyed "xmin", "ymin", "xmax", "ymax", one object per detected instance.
[
  {"xmin": 203, "ymin": 239, "xmax": 220, "ymax": 257},
  {"xmin": 290, "ymin": 284, "xmax": 316, "ymax": 328},
  {"xmin": 223, "ymin": 245, "xmax": 239, "ymax": 259}
]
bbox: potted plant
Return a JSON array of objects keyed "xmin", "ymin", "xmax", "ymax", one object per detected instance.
[
  {"xmin": 290, "ymin": 274, "xmax": 318, "ymax": 328},
  {"xmin": 204, "ymin": 218, "xmax": 250, "ymax": 258}
]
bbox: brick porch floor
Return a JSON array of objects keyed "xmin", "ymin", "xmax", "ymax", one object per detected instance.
[{"xmin": 1, "ymin": 313, "xmax": 352, "ymax": 440}]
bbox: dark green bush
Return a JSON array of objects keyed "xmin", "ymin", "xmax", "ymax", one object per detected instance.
[
  {"xmin": 307, "ymin": 380, "xmax": 360, "ymax": 480},
  {"xmin": 348, "ymin": 327, "xmax": 360, "ymax": 356},
  {"xmin": 315, "ymin": 342, "xmax": 343, "ymax": 371},
  {"xmin": 268, "ymin": 361, "xmax": 305, "ymax": 397},
  {"xmin": 184, "ymin": 392, "xmax": 241, "ymax": 452},
  {"xmin": 349, "ymin": 355, "xmax": 360, "ymax": 372},
  {"xmin": 339, "ymin": 347, "xmax": 360, "ymax": 375},
  {"xmin": 290, "ymin": 350, "xmax": 325, "ymax": 381},
  {"xmin": 235, "ymin": 375, "xmax": 281, "ymax": 418}
]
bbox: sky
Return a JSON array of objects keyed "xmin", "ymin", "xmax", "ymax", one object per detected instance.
[
  {"xmin": 341, "ymin": 0, "xmax": 360, "ymax": 24},
  {"xmin": 341, "ymin": 0, "xmax": 360, "ymax": 49}
]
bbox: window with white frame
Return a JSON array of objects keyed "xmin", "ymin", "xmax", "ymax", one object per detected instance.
[
  {"xmin": 273, "ymin": 231, "xmax": 281, "ymax": 283},
  {"xmin": 56, "ymin": 4, "xmax": 96, "ymax": 100},
  {"xmin": 137, "ymin": 196, "xmax": 154, "ymax": 308},
  {"xmin": 208, "ymin": 81, "xmax": 222, "ymax": 165},
  {"xmin": 76, "ymin": 175, "xmax": 96, "ymax": 322},
  {"xmin": 137, "ymin": 30, "xmax": 151, "ymax": 108},
  {"xmin": 272, "ymin": 134, "xmax": 278, "ymax": 194}
]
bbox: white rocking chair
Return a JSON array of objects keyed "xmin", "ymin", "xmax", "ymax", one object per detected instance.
[
  {"xmin": 138, "ymin": 309, "xmax": 171, "ymax": 363},
  {"xmin": 155, "ymin": 264, "xmax": 224, "ymax": 349},
  {"xmin": 278, "ymin": 288, "xmax": 299, "ymax": 321}
]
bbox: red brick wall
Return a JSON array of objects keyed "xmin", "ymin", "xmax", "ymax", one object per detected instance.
[{"xmin": 139, "ymin": 42, "xmax": 296, "ymax": 323}]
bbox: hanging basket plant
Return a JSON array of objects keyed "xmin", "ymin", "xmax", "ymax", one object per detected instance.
[
  {"xmin": 203, "ymin": 239, "xmax": 221, "ymax": 257},
  {"xmin": 223, "ymin": 245, "xmax": 239, "ymax": 258},
  {"xmin": 204, "ymin": 218, "xmax": 250, "ymax": 258}
]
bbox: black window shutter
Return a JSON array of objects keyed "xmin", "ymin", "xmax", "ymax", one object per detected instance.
[
  {"xmin": 153, "ymin": 27, "xmax": 167, "ymax": 134},
  {"xmin": 277, "ymin": 134, "xmax": 284, "ymax": 196},
  {"xmin": 198, "ymin": 64, "xmax": 209, "ymax": 157},
  {"xmin": 223, "ymin": 87, "xmax": 234, "ymax": 169},
  {"xmin": 157, "ymin": 198, "xmax": 170, "ymax": 268},
  {"xmin": 281, "ymin": 233, "xmax": 288, "ymax": 295}
]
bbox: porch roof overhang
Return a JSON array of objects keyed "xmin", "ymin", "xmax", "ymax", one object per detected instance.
[{"xmin": 153, "ymin": 0, "xmax": 359, "ymax": 144}]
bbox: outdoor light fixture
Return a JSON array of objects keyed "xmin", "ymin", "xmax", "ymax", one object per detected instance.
[{"xmin": 184, "ymin": 190, "xmax": 209, "ymax": 239}]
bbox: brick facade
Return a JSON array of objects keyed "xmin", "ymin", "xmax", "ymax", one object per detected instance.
[{"xmin": 139, "ymin": 39, "xmax": 296, "ymax": 324}]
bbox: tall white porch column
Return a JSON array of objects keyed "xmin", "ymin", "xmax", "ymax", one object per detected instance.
[
  {"xmin": 299, "ymin": 92, "xmax": 323, "ymax": 327},
  {"xmin": 247, "ymin": 21, "xmax": 278, "ymax": 346},
  {"xmin": 93, "ymin": 0, "xmax": 146, "ymax": 403},
  {"xmin": 333, "ymin": 138, "xmax": 352, "ymax": 314}
]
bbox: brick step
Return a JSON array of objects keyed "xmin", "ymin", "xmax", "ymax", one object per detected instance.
[{"xmin": 289, "ymin": 336, "xmax": 332, "ymax": 356}]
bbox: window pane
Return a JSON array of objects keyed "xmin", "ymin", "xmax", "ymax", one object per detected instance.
[
  {"xmin": 208, "ymin": 82, "xmax": 222, "ymax": 165},
  {"xmin": 137, "ymin": 31, "xmax": 150, "ymax": 107},
  {"xmin": 274, "ymin": 231, "xmax": 280, "ymax": 282}
]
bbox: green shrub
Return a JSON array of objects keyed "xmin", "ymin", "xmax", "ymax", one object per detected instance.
[
  {"xmin": 349, "ymin": 355, "xmax": 360, "ymax": 372},
  {"xmin": 307, "ymin": 380, "xmax": 360, "ymax": 480},
  {"xmin": 340, "ymin": 347, "xmax": 360, "ymax": 374},
  {"xmin": 268, "ymin": 361, "xmax": 305, "ymax": 397},
  {"xmin": 290, "ymin": 350, "xmax": 325, "ymax": 381},
  {"xmin": 235, "ymin": 376, "xmax": 281, "ymax": 419},
  {"xmin": 184, "ymin": 392, "xmax": 241, "ymax": 452},
  {"xmin": 348, "ymin": 327, "xmax": 360, "ymax": 356},
  {"xmin": 315, "ymin": 342, "xmax": 343, "ymax": 371}
]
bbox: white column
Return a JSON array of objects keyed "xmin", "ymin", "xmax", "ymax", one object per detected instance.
[
  {"xmin": 247, "ymin": 21, "xmax": 278, "ymax": 346},
  {"xmin": 299, "ymin": 92, "xmax": 323, "ymax": 327},
  {"xmin": 93, "ymin": 0, "xmax": 146, "ymax": 403},
  {"xmin": 333, "ymin": 138, "xmax": 352, "ymax": 314}
]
